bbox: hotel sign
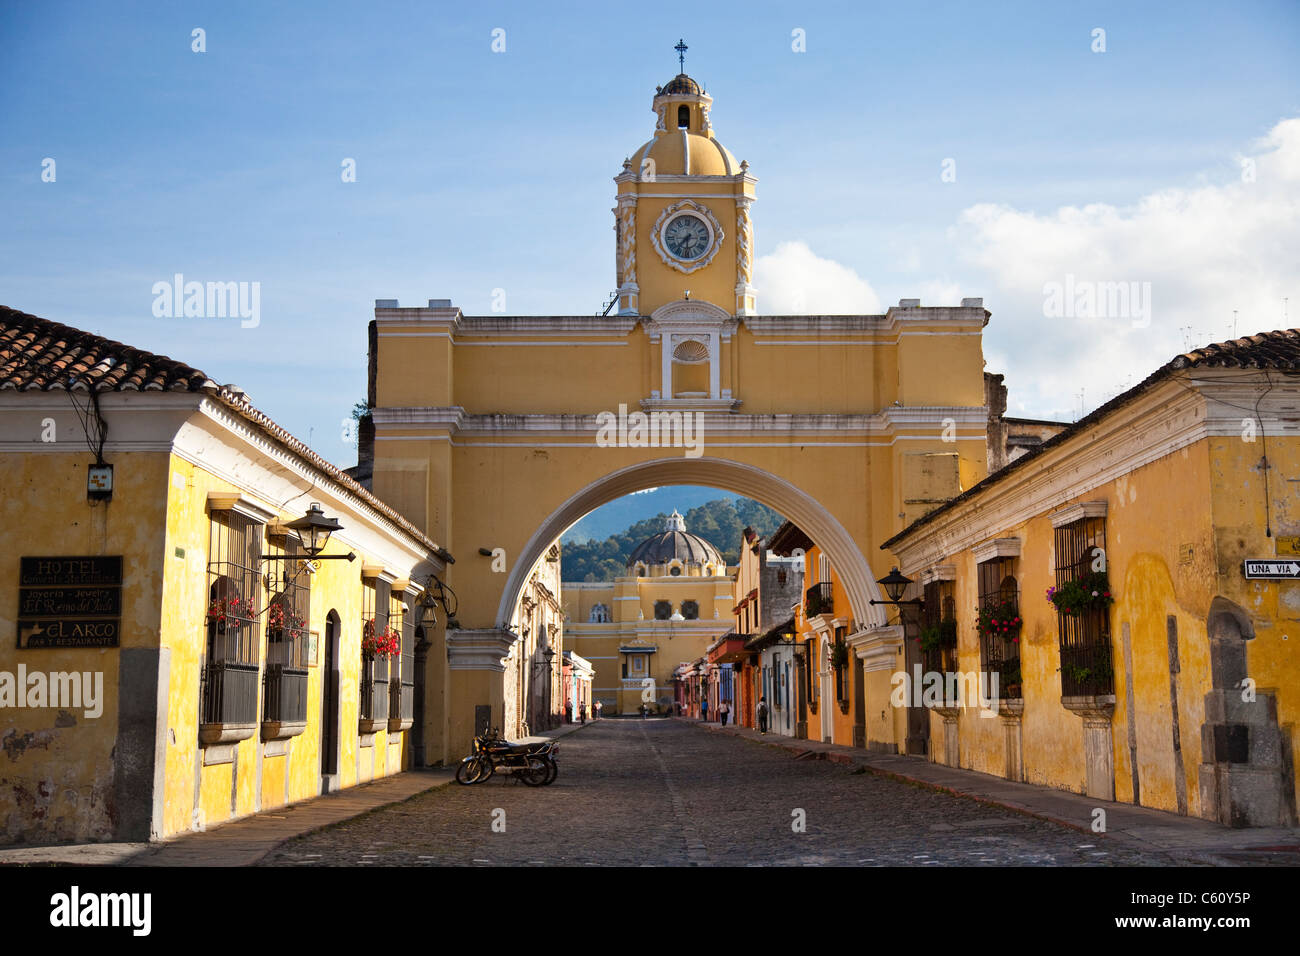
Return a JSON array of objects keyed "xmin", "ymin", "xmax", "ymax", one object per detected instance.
[{"xmin": 16, "ymin": 556, "xmax": 122, "ymax": 648}]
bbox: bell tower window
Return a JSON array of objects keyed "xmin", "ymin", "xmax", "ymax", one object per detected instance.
[{"xmin": 677, "ymin": 105, "xmax": 690, "ymax": 129}]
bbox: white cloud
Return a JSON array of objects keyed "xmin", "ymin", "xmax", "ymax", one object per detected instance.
[
  {"xmin": 754, "ymin": 241, "xmax": 883, "ymax": 314},
  {"xmin": 956, "ymin": 116, "xmax": 1300, "ymax": 418}
]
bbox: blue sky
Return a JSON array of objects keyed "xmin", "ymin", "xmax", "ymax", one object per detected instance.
[{"xmin": 3, "ymin": 0, "xmax": 1298, "ymax": 467}]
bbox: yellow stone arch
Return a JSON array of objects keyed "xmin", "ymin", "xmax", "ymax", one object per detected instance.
[{"xmin": 496, "ymin": 455, "xmax": 890, "ymax": 629}]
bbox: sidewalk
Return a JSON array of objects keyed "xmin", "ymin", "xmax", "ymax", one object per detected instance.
[
  {"xmin": 687, "ymin": 717, "xmax": 1300, "ymax": 865},
  {"xmin": 0, "ymin": 721, "xmax": 599, "ymax": 868}
]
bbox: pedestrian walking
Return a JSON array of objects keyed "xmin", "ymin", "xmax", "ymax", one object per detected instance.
[
  {"xmin": 564, "ymin": 699, "xmax": 573, "ymax": 724},
  {"xmin": 757, "ymin": 696, "xmax": 769, "ymax": 735},
  {"xmin": 700, "ymin": 697, "xmax": 709, "ymax": 722},
  {"xmin": 718, "ymin": 700, "xmax": 730, "ymax": 726},
  {"xmin": 594, "ymin": 700, "xmax": 602, "ymax": 720},
  {"xmin": 579, "ymin": 701, "xmax": 586, "ymax": 724}
]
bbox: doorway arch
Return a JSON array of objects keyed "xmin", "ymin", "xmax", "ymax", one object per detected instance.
[{"xmin": 494, "ymin": 456, "xmax": 888, "ymax": 631}]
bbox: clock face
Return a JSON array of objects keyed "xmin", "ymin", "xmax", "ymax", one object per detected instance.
[{"xmin": 663, "ymin": 214, "xmax": 711, "ymax": 261}]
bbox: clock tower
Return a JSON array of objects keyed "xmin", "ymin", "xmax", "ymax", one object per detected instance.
[{"xmin": 614, "ymin": 47, "xmax": 757, "ymax": 317}]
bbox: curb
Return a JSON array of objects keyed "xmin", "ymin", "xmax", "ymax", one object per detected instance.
[{"xmin": 690, "ymin": 720, "xmax": 1094, "ymax": 837}]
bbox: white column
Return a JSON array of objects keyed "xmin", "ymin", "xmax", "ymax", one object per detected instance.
[{"xmin": 709, "ymin": 332, "xmax": 720, "ymax": 398}]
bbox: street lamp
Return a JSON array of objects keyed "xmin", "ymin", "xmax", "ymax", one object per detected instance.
[
  {"xmin": 869, "ymin": 567, "xmax": 924, "ymax": 607},
  {"xmin": 262, "ymin": 503, "xmax": 356, "ymax": 563},
  {"xmin": 286, "ymin": 502, "xmax": 343, "ymax": 557}
]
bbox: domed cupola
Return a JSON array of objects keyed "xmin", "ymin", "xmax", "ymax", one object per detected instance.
[
  {"xmin": 626, "ymin": 510, "xmax": 725, "ymax": 576},
  {"xmin": 611, "ymin": 39, "xmax": 757, "ymax": 318}
]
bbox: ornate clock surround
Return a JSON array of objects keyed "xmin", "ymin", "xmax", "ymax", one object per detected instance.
[{"xmin": 650, "ymin": 200, "xmax": 725, "ymax": 275}]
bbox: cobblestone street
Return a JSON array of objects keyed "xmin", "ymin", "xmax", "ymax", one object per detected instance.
[{"xmin": 260, "ymin": 719, "xmax": 1169, "ymax": 866}]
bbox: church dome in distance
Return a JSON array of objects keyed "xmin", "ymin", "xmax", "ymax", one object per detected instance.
[
  {"xmin": 627, "ymin": 510, "xmax": 724, "ymax": 572},
  {"xmin": 658, "ymin": 73, "xmax": 702, "ymax": 96}
]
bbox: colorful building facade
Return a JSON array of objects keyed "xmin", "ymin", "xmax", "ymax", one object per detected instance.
[
  {"xmin": 882, "ymin": 331, "xmax": 1300, "ymax": 826},
  {"xmin": 0, "ymin": 309, "xmax": 451, "ymax": 844}
]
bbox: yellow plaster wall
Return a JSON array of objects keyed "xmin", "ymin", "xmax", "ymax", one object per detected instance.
[
  {"xmin": 0, "ymin": 451, "xmax": 169, "ymax": 844},
  {"xmin": 157, "ymin": 454, "xmax": 411, "ymax": 838}
]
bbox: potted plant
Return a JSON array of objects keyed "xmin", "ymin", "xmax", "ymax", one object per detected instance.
[
  {"xmin": 1000, "ymin": 658, "xmax": 1022, "ymax": 697},
  {"xmin": 267, "ymin": 602, "xmax": 305, "ymax": 640},
  {"xmin": 207, "ymin": 596, "xmax": 253, "ymax": 632},
  {"xmin": 361, "ymin": 619, "xmax": 400, "ymax": 657},
  {"xmin": 1046, "ymin": 572, "xmax": 1114, "ymax": 616},
  {"xmin": 918, "ymin": 618, "xmax": 958, "ymax": 652},
  {"xmin": 829, "ymin": 639, "xmax": 850, "ymax": 670},
  {"xmin": 976, "ymin": 598, "xmax": 1021, "ymax": 639}
]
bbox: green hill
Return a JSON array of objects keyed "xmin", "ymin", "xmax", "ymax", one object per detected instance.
[{"xmin": 561, "ymin": 497, "xmax": 784, "ymax": 582}]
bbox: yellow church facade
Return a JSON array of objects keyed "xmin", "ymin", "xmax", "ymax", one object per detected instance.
[
  {"xmin": 366, "ymin": 65, "xmax": 992, "ymax": 761},
  {"xmin": 561, "ymin": 511, "xmax": 735, "ymax": 714}
]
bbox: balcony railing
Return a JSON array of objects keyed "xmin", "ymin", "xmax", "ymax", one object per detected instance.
[
  {"xmin": 978, "ymin": 588, "xmax": 1021, "ymax": 699},
  {"xmin": 805, "ymin": 582, "xmax": 834, "ymax": 617},
  {"xmin": 201, "ymin": 661, "xmax": 260, "ymax": 727},
  {"xmin": 1059, "ymin": 607, "xmax": 1114, "ymax": 697},
  {"xmin": 263, "ymin": 665, "xmax": 309, "ymax": 725}
]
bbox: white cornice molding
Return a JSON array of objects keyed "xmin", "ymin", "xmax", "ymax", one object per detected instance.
[
  {"xmin": 184, "ymin": 400, "xmax": 441, "ymax": 569},
  {"xmin": 886, "ymin": 376, "xmax": 1239, "ymax": 571},
  {"xmin": 1050, "ymin": 500, "xmax": 1108, "ymax": 528},
  {"xmin": 206, "ymin": 491, "xmax": 278, "ymax": 524},
  {"xmin": 742, "ymin": 307, "xmax": 987, "ymax": 339},
  {"xmin": 920, "ymin": 564, "xmax": 956, "ymax": 584},
  {"xmin": 972, "ymin": 537, "xmax": 1022, "ymax": 563},
  {"xmin": 446, "ymin": 628, "xmax": 517, "ymax": 672},
  {"xmin": 645, "ymin": 299, "xmax": 735, "ymax": 332},
  {"xmin": 852, "ymin": 625, "xmax": 904, "ymax": 671},
  {"xmin": 369, "ymin": 406, "xmax": 988, "ymax": 439}
]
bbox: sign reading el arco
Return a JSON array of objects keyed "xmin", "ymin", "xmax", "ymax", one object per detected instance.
[{"xmin": 17, "ymin": 556, "xmax": 122, "ymax": 648}]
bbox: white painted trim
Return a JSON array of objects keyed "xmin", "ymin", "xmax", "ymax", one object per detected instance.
[
  {"xmin": 973, "ymin": 537, "xmax": 1022, "ymax": 563},
  {"xmin": 1050, "ymin": 500, "xmax": 1109, "ymax": 528},
  {"xmin": 920, "ymin": 564, "xmax": 956, "ymax": 584},
  {"xmin": 885, "ymin": 374, "xmax": 1289, "ymax": 571},
  {"xmin": 206, "ymin": 491, "xmax": 277, "ymax": 524}
]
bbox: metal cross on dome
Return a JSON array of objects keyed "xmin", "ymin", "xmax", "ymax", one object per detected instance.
[{"xmin": 675, "ymin": 39, "xmax": 688, "ymax": 72}]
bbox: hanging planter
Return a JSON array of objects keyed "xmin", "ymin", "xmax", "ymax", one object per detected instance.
[
  {"xmin": 1046, "ymin": 572, "xmax": 1114, "ymax": 617},
  {"xmin": 362, "ymin": 619, "xmax": 401, "ymax": 657},
  {"xmin": 976, "ymin": 598, "xmax": 1021, "ymax": 639},
  {"xmin": 829, "ymin": 639, "xmax": 850, "ymax": 670},
  {"xmin": 207, "ymin": 596, "xmax": 254, "ymax": 632},
  {"xmin": 918, "ymin": 618, "xmax": 958, "ymax": 652}
]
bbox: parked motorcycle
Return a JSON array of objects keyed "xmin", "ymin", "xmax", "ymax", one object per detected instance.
[{"xmin": 456, "ymin": 728, "xmax": 558, "ymax": 786}]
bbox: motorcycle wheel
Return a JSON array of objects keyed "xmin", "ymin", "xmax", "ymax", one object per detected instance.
[
  {"xmin": 520, "ymin": 755, "xmax": 550, "ymax": 787},
  {"xmin": 456, "ymin": 755, "xmax": 489, "ymax": 785},
  {"xmin": 543, "ymin": 756, "xmax": 558, "ymax": 785}
]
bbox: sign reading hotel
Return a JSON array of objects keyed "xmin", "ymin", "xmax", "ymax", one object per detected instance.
[
  {"xmin": 1242, "ymin": 559, "xmax": 1300, "ymax": 580},
  {"xmin": 16, "ymin": 556, "xmax": 122, "ymax": 648}
]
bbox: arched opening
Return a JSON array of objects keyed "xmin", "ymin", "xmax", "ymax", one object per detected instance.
[
  {"xmin": 677, "ymin": 104, "xmax": 690, "ymax": 128},
  {"xmin": 494, "ymin": 457, "xmax": 888, "ymax": 630}
]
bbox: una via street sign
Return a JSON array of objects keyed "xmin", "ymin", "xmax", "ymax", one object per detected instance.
[{"xmin": 1242, "ymin": 559, "xmax": 1300, "ymax": 579}]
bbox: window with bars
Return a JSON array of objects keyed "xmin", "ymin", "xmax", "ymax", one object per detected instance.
[
  {"xmin": 203, "ymin": 510, "xmax": 263, "ymax": 727},
  {"xmin": 263, "ymin": 535, "xmax": 310, "ymax": 726},
  {"xmin": 977, "ymin": 557, "xmax": 1021, "ymax": 699},
  {"xmin": 921, "ymin": 578, "xmax": 959, "ymax": 676},
  {"xmin": 389, "ymin": 592, "xmax": 416, "ymax": 725},
  {"xmin": 360, "ymin": 578, "xmax": 392, "ymax": 722},
  {"xmin": 1053, "ymin": 515, "xmax": 1115, "ymax": 696}
]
